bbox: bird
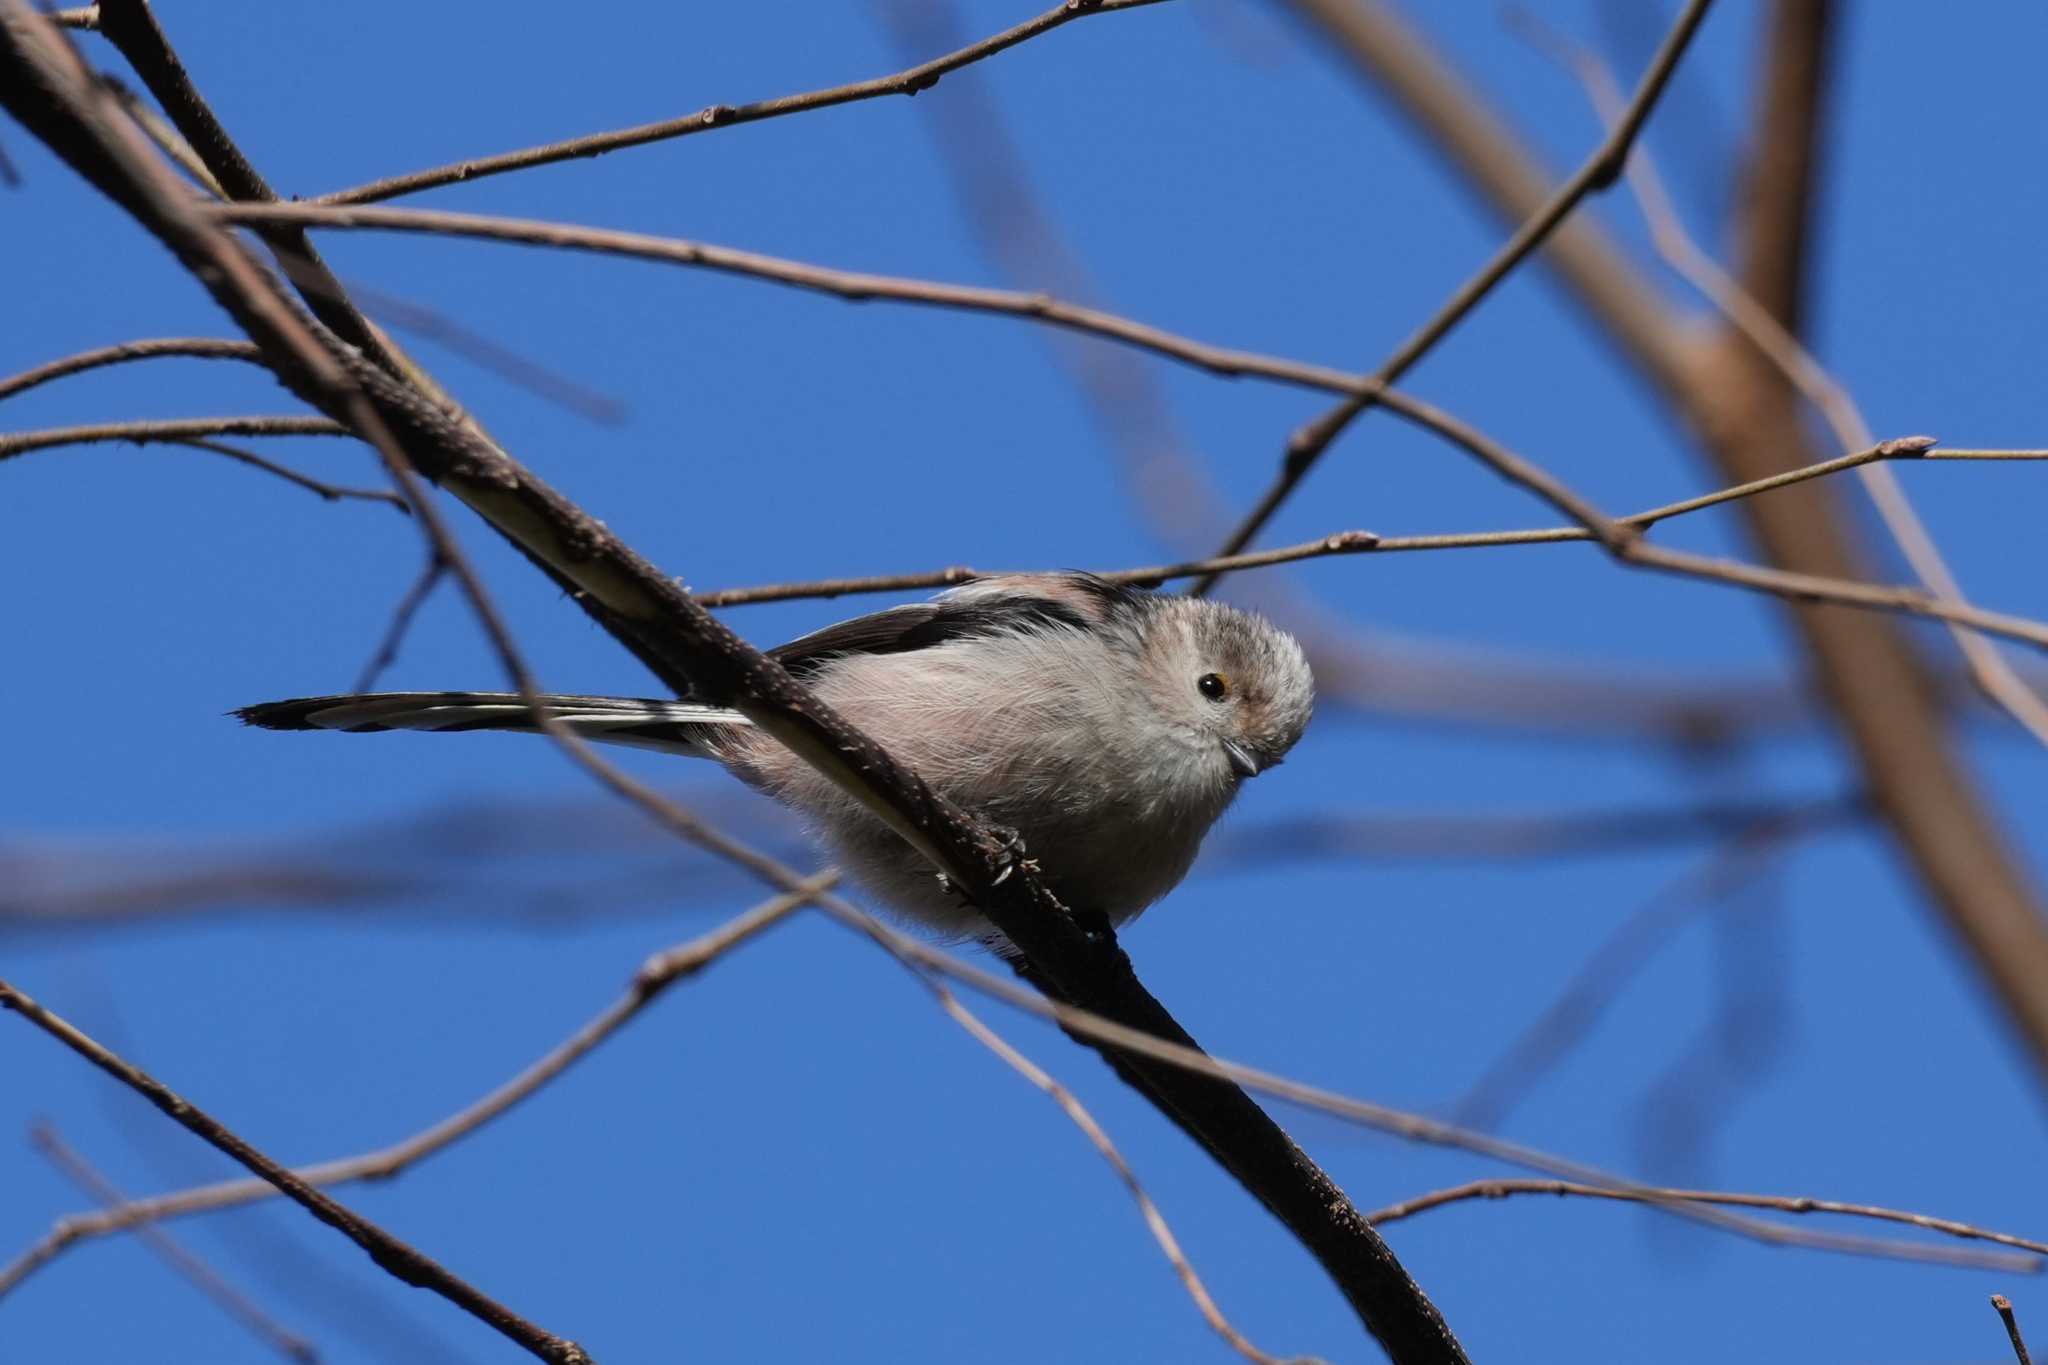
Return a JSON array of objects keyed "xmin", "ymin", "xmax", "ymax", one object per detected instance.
[{"xmin": 236, "ymin": 573, "xmax": 1315, "ymax": 942}]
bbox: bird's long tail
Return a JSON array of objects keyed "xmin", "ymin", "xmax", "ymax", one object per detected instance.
[{"xmin": 234, "ymin": 692, "xmax": 748, "ymax": 757}]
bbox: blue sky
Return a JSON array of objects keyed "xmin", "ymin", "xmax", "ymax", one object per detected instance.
[{"xmin": 5, "ymin": 2, "xmax": 2047, "ymax": 1361}]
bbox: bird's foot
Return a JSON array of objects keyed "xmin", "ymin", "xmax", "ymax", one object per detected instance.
[{"xmin": 982, "ymin": 822, "xmax": 1041, "ymax": 887}]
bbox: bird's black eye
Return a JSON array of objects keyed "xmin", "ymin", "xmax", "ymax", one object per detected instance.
[{"xmin": 1198, "ymin": 672, "xmax": 1230, "ymax": 702}]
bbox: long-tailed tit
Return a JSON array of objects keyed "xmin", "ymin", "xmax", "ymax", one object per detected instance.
[{"xmin": 238, "ymin": 573, "xmax": 1314, "ymax": 940}]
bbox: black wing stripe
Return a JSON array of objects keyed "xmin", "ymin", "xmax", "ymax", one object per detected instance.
[{"xmin": 766, "ymin": 594, "xmax": 1096, "ymax": 678}]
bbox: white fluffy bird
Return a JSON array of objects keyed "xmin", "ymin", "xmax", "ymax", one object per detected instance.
[{"xmin": 239, "ymin": 573, "xmax": 1315, "ymax": 940}]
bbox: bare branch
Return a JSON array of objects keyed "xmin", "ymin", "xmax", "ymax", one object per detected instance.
[
  {"xmin": 30, "ymin": 1123, "xmax": 318, "ymax": 1364},
  {"xmin": 170, "ymin": 437, "xmax": 408, "ymax": 510},
  {"xmin": 314, "ymin": 0, "xmax": 1174, "ymax": 207},
  {"xmin": 14, "ymin": 863, "xmax": 2024, "ymax": 1295},
  {"xmin": 1450, "ymin": 830, "xmax": 1797, "ymax": 1131},
  {"xmin": 0, "ymin": 418, "xmax": 403, "ymax": 508},
  {"xmin": 191, "ymin": 203, "xmax": 2048, "ymax": 649},
  {"xmin": 1996, "ymin": 1295, "xmax": 2036, "ymax": 1365},
  {"xmin": 1364, "ymin": 1178, "xmax": 2048, "ymax": 1270},
  {"xmin": 6, "ymin": 22, "xmax": 1477, "ymax": 1355},
  {"xmin": 0, "ymin": 880, "xmax": 827, "ymax": 1299},
  {"xmin": 688, "ymin": 440, "xmax": 2048, "ymax": 656},
  {"xmin": 0, "ymin": 415, "xmax": 350, "ymax": 459},
  {"xmin": 1196, "ymin": 0, "xmax": 1716, "ymax": 590},
  {"xmin": 0, "ymin": 336, "xmax": 261, "ymax": 401},
  {"xmin": 1284, "ymin": 0, "xmax": 2048, "ymax": 1084},
  {"xmin": 352, "ymin": 554, "xmax": 447, "ymax": 693},
  {"xmin": 843, "ymin": 912, "xmax": 1318, "ymax": 1365},
  {"xmin": 0, "ymin": 976, "xmax": 594, "ymax": 1363},
  {"xmin": 1519, "ymin": 12, "xmax": 2048, "ymax": 750}
]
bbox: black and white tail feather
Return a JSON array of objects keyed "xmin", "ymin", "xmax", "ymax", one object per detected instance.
[{"xmin": 236, "ymin": 692, "xmax": 748, "ymax": 757}]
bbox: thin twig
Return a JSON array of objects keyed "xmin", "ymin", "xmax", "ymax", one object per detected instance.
[
  {"xmin": 196, "ymin": 203, "xmax": 2048, "ymax": 652},
  {"xmin": 0, "ymin": 415, "xmax": 351, "ymax": 459},
  {"xmin": 0, "ymin": 337, "xmax": 262, "ymax": 401},
  {"xmin": 353, "ymin": 555, "xmax": 448, "ymax": 693},
  {"xmin": 11, "ymin": 868, "xmax": 2033, "ymax": 1292},
  {"xmin": 1543, "ymin": 24, "xmax": 2048, "ymax": 748},
  {"xmin": 685, "ymin": 441, "xmax": 2048, "ymax": 655},
  {"xmin": 169, "ymin": 438, "xmax": 409, "ymax": 510},
  {"xmin": 1995, "ymin": 1295, "xmax": 2035, "ymax": 1365},
  {"xmin": 314, "ymin": 0, "xmax": 1173, "ymax": 207},
  {"xmin": 31, "ymin": 61, "xmax": 1471, "ymax": 1343},
  {"xmin": 1449, "ymin": 829, "xmax": 1797, "ymax": 1131},
  {"xmin": 840, "ymin": 913, "xmax": 1316, "ymax": 1365},
  {"xmin": 0, "ymin": 977, "xmax": 594, "ymax": 1363},
  {"xmin": 0, "ymin": 880, "xmax": 830, "ymax": 1299},
  {"xmin": 1196, "ymin": 0, "xmax": 1717, "ymax": 590},
  {"xmin": 30, "ymin": 1122, "xmax": 319, "ymax": 1364},
  {"xmin": 1364, "ymin": 1179, "xmax": 2048, "ymax": 1267}
]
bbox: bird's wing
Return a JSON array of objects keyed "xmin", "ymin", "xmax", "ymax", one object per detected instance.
[{"xmin": 767, "ymin": 575, "xmax": 1133, "ymax": 679}]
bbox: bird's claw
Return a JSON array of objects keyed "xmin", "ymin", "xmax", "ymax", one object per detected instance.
[{"xmin": 985, "ymin": 822, "xmax": 1030, "ymax": 886}]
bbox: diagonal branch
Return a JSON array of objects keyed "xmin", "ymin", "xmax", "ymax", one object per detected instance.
[
  {"xmin": 0, "ymin": 976, "xmax": 594, "ymax": 1363},
  {"xmin": 1194, "ymin": 0, "xmax": 1715, "ymax": 589},
  {"xmin": 1365, "ymin": 1177, "xmax": 2048, "ymax": 1267},
  {"xmin": 1288, "ymin": 0, "xmax": 2048, "ymax": 1087},
  {"xmin": 0, "ymin": 336, "xmax": 261, "ymax": 401},
  {"xmin": 313, "ymin": 0, "xmax": 1174, "ymax": 207},
  {"xmin": 0, "ymin": 10, "xmax": 1466, "ymax": 1360},
  {"xmin": 1520, "ymin": 17, "xmax": 2048, "ymax": 749},
  {"xmin": 30, "ymin": 1122, "xmax": 319, "ymax": 1363}
]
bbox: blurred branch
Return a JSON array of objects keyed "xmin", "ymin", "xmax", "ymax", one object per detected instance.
[
  {"xmin": 1198, "ymin": 0, "xmax": 1715, "ymax": 587},
  {"xmin": 815, "ymin": 899, "xmax": 2041, "ymax": 1272},
  {"xmin": 1365, "ymin": 1178, "xmax": 2048, "ymax": 1270},
  {"xmin": 1449, "ymin": 828, "xmax": 1798, "ymax": 1131},
  {"xmin": 0, "ymin": 336, "xmax": 261, "ymax": 401},
  {"xmin": 1705, "ymin": 0, "xmax": 2048, "ymax": 1080},
  {"xmin": 16, "ymin": 868, "xmax": 2029, "ymax": 1293},
  {"xmin": 0, "ymin": 879, "xmax": 827, "ymax": 1300},
  {"xmin": 313, "ymin": 0, "xmax": 1174, "ymax": 207},
  {"xmin": 30, "ymin": 1122, "xmax": 318, "ymax": 1363},
  {"xmin": 0, "ymin": 794, "xmax": 1860, "ymax": 936},
  {"xmin": 1287, "ymin": 0, "xmax": 2048, "ymax": 1087},
  {"xmin": 0, "ymin": 977, "xmax": 594, "ymax": 1363},
  {"xmin": 1515, "ymin": 9, "xmax": 2048, "ymax": 748},
  {"xmin": 1210, "ymin": 796, "xmax": 1858, "ymax": 867}
]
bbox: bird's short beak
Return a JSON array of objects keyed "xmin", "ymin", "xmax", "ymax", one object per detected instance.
[{"xmin": 1224, "ymin": 740, "xmax": 1262, "ymax": 778}]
